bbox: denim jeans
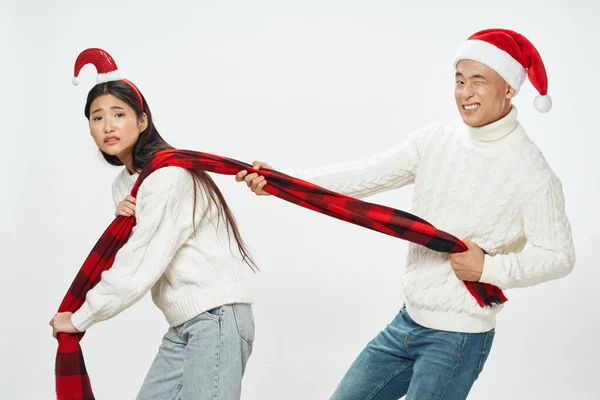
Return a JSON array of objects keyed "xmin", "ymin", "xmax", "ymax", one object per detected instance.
[
  {"xmin": 330, "ymin": 305, "xmax": 494, "ymax": 400},
  {"xmin": 135, "ymin": 303, "xmax": 254, "ymax": 400}
]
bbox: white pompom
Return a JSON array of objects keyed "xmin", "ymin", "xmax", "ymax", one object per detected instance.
[
  {"xmin": 72, "ymin": 77, "xmax": 80, "ymax": 86},
  {"xmin": 534, "ymin": 94, "xmax": 552, "ymax": 113}
]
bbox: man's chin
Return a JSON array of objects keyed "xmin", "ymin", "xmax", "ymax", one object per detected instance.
[{"xmin": 459, "ymin": 113, "xmax": 485, "ymax": 128}]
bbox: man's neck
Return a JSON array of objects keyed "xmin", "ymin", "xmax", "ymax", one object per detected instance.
[{"xmin": 467, "ymin": 106, "xmax": 519, "ymax": 143}]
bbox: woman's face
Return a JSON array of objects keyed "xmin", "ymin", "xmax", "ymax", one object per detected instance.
[{"xmin": 88, "ymin": 94, "xmax": 147, "ymax": 160}]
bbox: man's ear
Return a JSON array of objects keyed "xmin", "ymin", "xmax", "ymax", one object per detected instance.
[{"xmin": 506, "ymin": 85, "xmax": 516, "ymax": 100}]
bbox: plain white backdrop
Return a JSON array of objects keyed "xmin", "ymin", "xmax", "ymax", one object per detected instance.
[{"xmin": 1, "ymin": 0, "xmax": 598, "ymax": 399}]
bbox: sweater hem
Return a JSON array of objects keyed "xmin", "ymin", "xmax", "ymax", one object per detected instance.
[
  {"xmin": 405, "ymin": 302, "xmax": 496, "ymax": 333},
  {"xmin": 157, "ymin": 280, "xmax": 256, "ymax": 327}
]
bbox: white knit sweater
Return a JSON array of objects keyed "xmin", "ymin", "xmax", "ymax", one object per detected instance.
[
  {"xmin": 291, "ymin": 107, "xmax": 575, "ymax": 333},
  {"xmin": 71, "ymin": 167, "xmax": 256, "ymax": 331}
]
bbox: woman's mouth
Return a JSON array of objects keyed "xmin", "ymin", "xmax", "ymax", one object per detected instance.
[{"xmin": 104, "ymin": 136, "xmax": 120, "ymax": 145}]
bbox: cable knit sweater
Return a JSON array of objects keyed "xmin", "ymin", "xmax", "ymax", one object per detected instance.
[
  {"xmin": 71, "ymin": 167, "xmax": 255, "ymax": 331},
  {"xmin": 291, "ymin": 107, "xmax": 575, "ymax": 333}
]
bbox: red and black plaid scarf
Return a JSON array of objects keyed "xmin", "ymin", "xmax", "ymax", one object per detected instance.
[{"xmin": 55, "ymin": 149, "xmax": 507, "ymax": 399}]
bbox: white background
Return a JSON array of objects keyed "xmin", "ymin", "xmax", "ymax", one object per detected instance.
[{"xmin": 2, "ymin": 1, "xmax": 599, "ymax": 399}]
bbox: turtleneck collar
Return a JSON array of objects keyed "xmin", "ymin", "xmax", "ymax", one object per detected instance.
[{"xmin": 467, "ymin": 106, "xmax": 519, "ymax": 143}]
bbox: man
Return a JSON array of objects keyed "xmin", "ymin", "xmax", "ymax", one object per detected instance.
[{"xmin": 236, "ymin": 28, "xmax": 575, "ymax": 399}]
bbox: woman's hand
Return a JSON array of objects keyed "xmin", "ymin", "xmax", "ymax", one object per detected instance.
[
  {"xmin": 235, "ymin": 161, "xmax": 274, "ymax": 196},
  {"xmin": 49, "ymin": 312, "xmax": 80, "ymax": 338},
  {"xmin": 116, "ymin": 195, "xmax": 137, "ymax": 217}
]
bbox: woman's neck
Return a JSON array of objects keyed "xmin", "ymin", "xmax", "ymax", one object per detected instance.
[{"xmin": 119, "ymin": 153, "xmax": 135, "ymax": 174}]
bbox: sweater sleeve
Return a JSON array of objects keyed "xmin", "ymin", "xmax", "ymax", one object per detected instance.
[
  {"xmin": 285, "ymin": 122, "xmax": 440, "ymax": 199},
  {"xmin": 71, "ymin": 167, "xmax": 199, "ymax": 331},
  {"xmin": 479, "ymin": 173, "xmax": 575, "ymax": 290}
]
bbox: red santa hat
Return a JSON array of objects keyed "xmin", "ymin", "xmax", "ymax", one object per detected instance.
[
  {"xmin": 453, "ymin": 29, "xmax": 552, "ymax": 113},
  {"xmin": 72, "ymin": 48, "xmax": 144, "ymax": 111}
]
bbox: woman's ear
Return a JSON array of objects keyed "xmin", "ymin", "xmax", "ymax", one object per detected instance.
[{"xmin": 139, "ymin": 113, "xmax": 148, "ymax": 132}]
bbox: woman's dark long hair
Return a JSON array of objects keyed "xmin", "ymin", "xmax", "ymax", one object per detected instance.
[{"xmin": 84, "ymin": 80, "xmax": 257, "ymax": 271}]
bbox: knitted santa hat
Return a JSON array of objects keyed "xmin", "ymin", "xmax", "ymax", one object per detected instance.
[
  {"xmin": 453, "ymin": 29, "xmax": 552, "ymax": 113},
  {"xmin": 72, "ymin": 48, "xmax": 144, "ymax": 111}
]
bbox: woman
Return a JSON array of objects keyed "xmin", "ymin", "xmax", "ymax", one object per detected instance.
[{"xmin": 50, "ymin": 50, "xmax": 256, "ymax": 400}]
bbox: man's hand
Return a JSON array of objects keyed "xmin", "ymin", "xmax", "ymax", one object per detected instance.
[
  {"xmin": 235, "ymin": 161, "xmax": 274, "ymax": 196},
  {"xmin": 449, "ymin": 239, "xmax": 485, "ymax": 282}
]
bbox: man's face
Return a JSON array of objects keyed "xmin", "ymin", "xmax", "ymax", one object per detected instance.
[{"xmin": 454, "ymin": 60, "xmax": 515, "ymax": 127}]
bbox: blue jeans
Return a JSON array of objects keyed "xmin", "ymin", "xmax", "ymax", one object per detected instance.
[
  {"xmin": 136, "ymin": 304, "xmax": 254, "ymax": 400},
  {"xmin": 330, "ymin": 305, "xmax": 494, "ymax": 400}
]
